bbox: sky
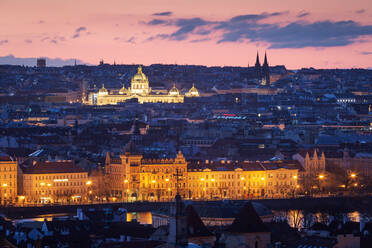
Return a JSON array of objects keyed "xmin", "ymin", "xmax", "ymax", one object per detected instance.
[{"xmin": 0, "ymin": 0, "xmax": 371, "ymax": 68}]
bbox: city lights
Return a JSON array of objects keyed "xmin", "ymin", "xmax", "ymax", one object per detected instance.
[{"xmin": 53, "ymin": 179, "xmax": 68, "ymax": 182}]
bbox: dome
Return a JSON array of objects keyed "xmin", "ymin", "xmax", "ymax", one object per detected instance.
[
  {"xmin": 169, "ymin": 84, "xmax": 180, "ymax": 96},
  {"xmin": 132, "ymin": 65, "xmax": 148, "ymax": 82},
  {"xmin": 119, "ymin": 85, "xmax": 128, "ymax": 94},
  {"xmin": 187, "ymin": 84, "xmax": 199, "ymax": 97},
  {"xmin": 98, "ymin": 84, "xmax": 108, "ymax": 95}
]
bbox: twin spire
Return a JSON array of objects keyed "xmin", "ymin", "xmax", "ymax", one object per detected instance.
[
  {"xmin": 254, "ymin": 51, "xmax": 270, "ymax": 85},
  {"xmin": 255, "ymin": 51, "xmax": 268, "ymax": 67}
]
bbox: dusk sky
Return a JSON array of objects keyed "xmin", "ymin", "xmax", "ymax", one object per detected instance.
[{"xmin": 1, "ymin": 0, "xmax": 372, "ymax": 68}]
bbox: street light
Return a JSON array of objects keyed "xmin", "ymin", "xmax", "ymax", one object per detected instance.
[
  {"xmin": 350, "ymin": 173, "xmax": 356, "ymax": 178},
  {"xmin": 318, "ymin": 175, "xmax": 325, "ymax": 194},
  {"xmin": 86, "ymin": 181, "xmax": 92, "ymax": 185}
]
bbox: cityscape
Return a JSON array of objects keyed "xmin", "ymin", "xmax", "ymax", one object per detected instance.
[{"xmin": 0, "ymin": 0, "xmax": 372, "ymax": 247}]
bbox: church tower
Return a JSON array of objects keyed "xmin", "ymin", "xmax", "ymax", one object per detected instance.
[
  {"xmin": 254, "ymin": 51, "xmax": 262, "ymax": 80},
  {"xmin": 167, "ymin": 194, "xmax": 188, "ymax": 247},
  {"xmin": 261, "ymin": 51, "xmax": 270, "ymax": 85}
]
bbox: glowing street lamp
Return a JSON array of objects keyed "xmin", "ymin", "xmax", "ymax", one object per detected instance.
[
  {"xmin": 318, "ymin": 175, "xmax": 324, "ymax": 180},
  {"xmin": 293, "ymin": 175, "xmax": 297, "ymax": 179},
  {"xmin": 350, "ymin": 173, "xmax": 356, "ymax": 178},
  {"xmin": 124, "ymin": 179, "xmax": 129, "ymax": 183},
  {"xmin": 86, "ymin": 181, "xmax": 92, "ymax": 185}
]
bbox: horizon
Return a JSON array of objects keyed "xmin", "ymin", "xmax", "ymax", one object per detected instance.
[
  {"xmin": 0, "ymin": 0, "xmax": 371, "ymax": 68},
  {"xmin": 1, "ymin": 54, "xmax": 371, "ymax": 70}
]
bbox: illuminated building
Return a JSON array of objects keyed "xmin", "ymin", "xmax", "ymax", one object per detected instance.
[
  {"xmin": 187, "ymin": 160, "xmax": 300, "ymax": 199},
  {"xmin": 22, "ymin": 161, "xmax": 89, "ymax": 204},
  {"xmin": 88, "ymin": 66, "xmax": 199, "ymax": 105},
  {"xmin": 104, "ymin": 151, "xmax": 300, "ymax": 201},
  {"xmin": 293, "ymin": 149, "xmax": 326, "ymax": 180},
  {"xmin": 0, "ymin": 156, "xmax": 19, "ymax": 204},
  {"xmin": 105, "ymin": 151, "xmax": 188, "ymax": 201},
  {"xmin": 254, "ymin": 51, "xmax": 271, "ymax": 85}
]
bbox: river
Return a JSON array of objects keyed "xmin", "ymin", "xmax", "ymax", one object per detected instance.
[{"xmin": 13, "ymin": 210, "xmax": 368, "ymax": 230}]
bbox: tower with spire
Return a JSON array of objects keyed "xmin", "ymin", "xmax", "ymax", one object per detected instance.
[
  {"xmin": 254, "ymin": 51, "xmax": 262, "ymax": 80},
  {"xmin": 261, "ymin": 51, "xmax": 270, "ymax": 85},
  {"xmin": 253, "ymin": 51, "xmax": 271, "ymax": 85}
]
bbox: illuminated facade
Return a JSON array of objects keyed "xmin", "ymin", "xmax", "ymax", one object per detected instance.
[
  {"xmin": 104, "ymin": 151, "xmax": 300, "ymax": 201},
  {"xmin": 22, "ymin": 161, "xmax": 90, "ymax": 204},
  {"xmin": 88, "ymin": 66, "xmax": 199, "ymax": 105},
  {"xmin": 0, "ymin": 156, "xmax": 19, "ymax": 204},
  {"xmin": 105, "ymin": 151, "xmax": 188, "ymax": 201}
]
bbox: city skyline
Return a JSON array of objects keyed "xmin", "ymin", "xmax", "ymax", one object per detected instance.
[{"xmin": 0, "ymin": 0, "xmax": 372, "ymax": 68}]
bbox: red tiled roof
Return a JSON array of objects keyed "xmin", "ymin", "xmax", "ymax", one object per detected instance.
[
  {"xmin": 187, "ymin": 160, "xmax": 302, "ymax": 171},
  {"xmin": 0, "ymin": 156, "xmax": 13, "ymax": 162},
  {"xmin": 185, "ymin": 205, "xmax": 213, "ymax": 237},
  {"xmin": 23, "ymin": 161, "xmax": 86, "ymax": 174},
  {"xmin": 228, "ymin": 201, "xmax": 270, "ymax": 233}
]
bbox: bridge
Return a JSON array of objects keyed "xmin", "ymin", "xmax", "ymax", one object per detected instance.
[{"xmin": 1, "ymin": 196, "xmax": 371, "ymax": 219}]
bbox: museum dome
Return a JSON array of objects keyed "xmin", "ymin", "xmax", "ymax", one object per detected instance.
[
  {"xmin": 98, "ymin": 84, "xmax": 108, "ymax": 95},
  {"xmin": 188, "ymin": 84, "xmax": 200, "ymax": 96},
  {"xmin": 132, "ymin": 65, "xmax": 148, "ymax": 82},
  {"xmin": 119, "ymin": 85, "xmax": 128, "ymax": 94},
  {"xmin": 169, "ymin": 84, "xmax": 180, "ymax": 96}
]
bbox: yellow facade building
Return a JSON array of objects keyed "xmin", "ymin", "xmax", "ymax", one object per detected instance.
[
  {"xmin": 105, "ymin": 151, "xmax": 188, "ymax": 201},
  {"xmin": 22, "ymin": 161, "xmax": 90, "ymax": 204},
  {"xmin": 104, "ymin": 151, "xmax": 300, "ymax": 202},
  {"xmin": 0, "ymin": 156, "xmax": 19, "ymax": 204},
  {"xmin": 88, "ymin": 66, "xmax": 199, "ymax": 105}
]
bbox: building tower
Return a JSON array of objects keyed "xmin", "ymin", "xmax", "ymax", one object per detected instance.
[
  {"xmin": 129, "ymin": 66, "xmax": 151, "ymax": 96},
  {"xmin": 37, "ymin": 58, "xmax": 46, "ymax": 68},
  {"xmin": 254, "ymin": 51, "xmax": 261, "ymax": 80},
  {"xmin": 261, "ymin": 52, "xmax": 270, "ymax": 85},
  {"xmin": 167, "ymin": 194, "xmax": 188, "ymax": 248}
]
